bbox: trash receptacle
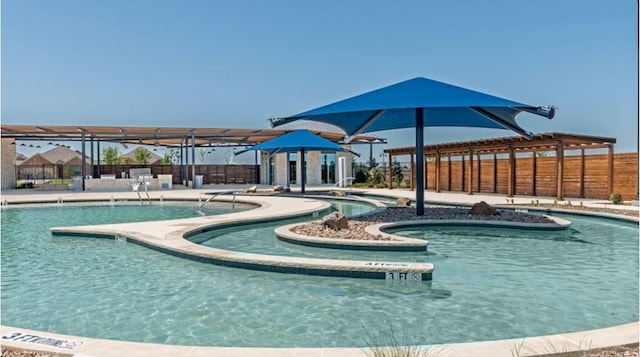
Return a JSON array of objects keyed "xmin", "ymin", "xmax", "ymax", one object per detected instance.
[
  {"xmin": 72, "ymin": 176, "xmax": 83, "ymax": 191},
  {"xmin": 194, "ymin": 175, "xmax": 203, "ymax": 189}
]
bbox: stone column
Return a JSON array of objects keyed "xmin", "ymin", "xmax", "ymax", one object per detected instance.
[{"xmin": 1, "ymin": 138, "xmax": 17, "ymax": 189}]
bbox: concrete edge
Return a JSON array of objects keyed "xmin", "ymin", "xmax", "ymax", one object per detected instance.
[{"xmin": 1, "ymin": 322, "xmax": 637, "ymax": 357}]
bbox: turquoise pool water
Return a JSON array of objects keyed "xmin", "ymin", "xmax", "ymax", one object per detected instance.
[
  {"xmin": 1, "ymin": 201, "xmax": 638, "ymax": 348},
  {"xmin": 191, "ymin": 198, "xmax": 400, "ymax": 260}
]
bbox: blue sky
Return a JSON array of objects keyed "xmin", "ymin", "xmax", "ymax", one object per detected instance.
[{"xmin": 2, "ymin": 0, "xmax": 638, "ymax": 162}]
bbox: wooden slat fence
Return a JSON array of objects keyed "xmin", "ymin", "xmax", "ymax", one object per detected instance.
[{"xmin": 404, "ymin": 152, "xmax": 637, "ymax": 200}]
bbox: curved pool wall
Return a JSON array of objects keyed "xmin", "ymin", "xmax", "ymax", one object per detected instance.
[
  {"xmin": 46, "ymin": 194, "xmax": 434, "ymax": 281},
  {"xmin": 1, "ymin": 189, "xmax": 638, "ymax": 356}
]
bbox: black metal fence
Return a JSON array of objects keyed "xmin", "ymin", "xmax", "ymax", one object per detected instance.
[{"xmin": 16, "ymin": 164, "xmax": 260, "ymax": 185}]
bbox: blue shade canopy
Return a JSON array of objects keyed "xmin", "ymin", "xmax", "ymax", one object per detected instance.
[
  {"xmin": 271, "ymin": 77, "xmax": 555, "ymax": 139},
  {"xmin": 235, "ymin": 129, "xmax": 353, "ymax": 155},
  {"xmin": 270, "ymin": 77, "xmax": 555, "ymax": 214},
  {"xmin": 234, "ymin": 130, "xmax": 356, "ymax": 194}
]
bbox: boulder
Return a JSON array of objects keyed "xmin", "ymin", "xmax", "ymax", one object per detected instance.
[
  {"xmin": 469, "ymin": 201, "xmax": 499, "ymax": 216},
  {"xmin": 333, "ymin": 190, "xmax": 346, "ymax": 197},
  {"xmin": 396, "ymin": 197, "xmax": 411, "ymax": 206},
  {"xmin": 273, "ymin": 185, "xmax": 284, "ymax": 192},
  {"xmin": 246, "ymin": 185, "xmax": 258, "ymax": 193},
  {"xmin": 322, "ymin": 212, "xmax": 349, "ymax": 230}
]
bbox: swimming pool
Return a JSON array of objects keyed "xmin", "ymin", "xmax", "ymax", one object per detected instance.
[{"xmin": 1, "ymin": 200, "xmax": 637, "ymax": 348}]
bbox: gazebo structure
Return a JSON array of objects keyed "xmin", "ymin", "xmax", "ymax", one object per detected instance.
[{"xmin": 384, "ymin": 132, "xmax": 619, "ymax": 200}]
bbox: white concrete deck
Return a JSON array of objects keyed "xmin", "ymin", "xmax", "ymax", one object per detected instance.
[{"xmin": 0, "ymin": 184, "xmax": 638, "ymax": 356}]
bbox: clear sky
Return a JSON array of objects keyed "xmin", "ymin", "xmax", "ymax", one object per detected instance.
[{"xmin": 2, "ymin": 0, "xmax": 638, "ymax": 162}]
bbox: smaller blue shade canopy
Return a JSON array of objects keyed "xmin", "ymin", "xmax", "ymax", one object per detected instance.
[
  {"xmin": 235, "ymin": 129, "xmax": 352, "ymax": 155},
  {"xmin": 234, "ymin": 130, "xmax": 355, "ymax": 193},
  {"xmin": 271, "ymin": 77, "xmax": 554, "ymax": 139}
]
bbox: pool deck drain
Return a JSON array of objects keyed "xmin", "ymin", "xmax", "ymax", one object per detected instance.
[{"xmin": 1, "ymin": 186, "xmax": 638, "ymax": 356}]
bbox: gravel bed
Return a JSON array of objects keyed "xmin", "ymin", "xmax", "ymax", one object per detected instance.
[{"xmin": 292, "ymin": 206, "xmax": 556, "ymax": 241}]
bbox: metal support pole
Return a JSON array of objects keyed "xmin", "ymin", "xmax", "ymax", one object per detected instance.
[
  {"xmin": 191, "ymin": 133, "xmax": 196, "ymax": 189},
  {"xmin": 90, "ymin": 136, "xmax": 94, "ymax": 178},
  {"xmin": 301, "ymin": 148, "xmax": 306, "ymax": 194},
  {"xmin": 97, "ymin": 141, "xmax": 101, "ymax": 178},
  {"xmin": 180, "ymin": 140, "xmax": 184, "ymax": 184},
  {"xmin": 286, "ymin": 153, "xmax": 290, "ymax": 188},
  {"xmin": 255, "ymin": 150, "xmax": 259, "ymax": 184},
  {"xmin": 415, "ymin": 107, "xmax": 425, "ymax": 216},
  {"xmin": 607, "ymin": 143, "xmax": 614, "ymax": 196},
  {"xmin": 81, "ymin": 131, "xmax": 86, "ymax": 191}
]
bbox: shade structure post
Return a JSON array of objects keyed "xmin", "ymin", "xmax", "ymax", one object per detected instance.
[
  {"xmin": 415, "ymin": 107, "xmax": 425, "ymax": 216},
  {"xmin": 81, "ymin": 131, "xmax": 86, "ymax": 191},
  {"xmin": 90, "ymin": 136, "xmax": 94, "ymax": 178},
  {"xmin": 97, "ymin": 140, "xmax": 101, "ymax": 178},
  {"xmin": 607, "ymin": 143, "xmax": 614, "ymax": 196},
  {"xmin": 300, "ymin": 147, "xmax": 306, "ymax": 194},
  {"xmin": 468, "ymin": 147, "xmax": 474, "ymax": 195},
  {"xmin": 191, "ymin": 133, "xmax": 196, "ymax": 189}
]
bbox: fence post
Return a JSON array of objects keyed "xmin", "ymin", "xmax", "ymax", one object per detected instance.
[
  {"xmin": 555, "ymin": 140, "xmax": 564, "ymax": 201},
  {"xmin": 508, "ymin": 144, "xmax": 515, "ymax": 197},
  {"xmin": 607, "ymin": 143, "xmax": 614, "ymax": 197},
  {"xmin": 467, "ymin": 148, "xmax": 474, "ymax": 195}
]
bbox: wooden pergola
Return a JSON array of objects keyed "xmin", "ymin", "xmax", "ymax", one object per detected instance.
[{"xmin": 384, "ymin": 132, "xmax": 616, "ymax": 200}]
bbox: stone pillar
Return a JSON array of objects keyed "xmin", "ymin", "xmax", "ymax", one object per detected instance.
[
  {"xmin": 305, "ymin": 151, "xmax": 321, "ymax": 185},
  {"xmin": 274, "ymin": 153, "xmax": 289, "ymax": 186},
  {"xmin": 1, "ymin": 138, "xmax": 17, "ymax": 189}
]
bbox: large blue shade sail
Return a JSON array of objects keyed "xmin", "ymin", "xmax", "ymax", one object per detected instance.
[
  {"xmin": 271, "ymin": 77, "xmax": 554, "ymax": 139},
  {"xmin": 270, "ymin": 77, "xmax": 555, "ymax": 215}
]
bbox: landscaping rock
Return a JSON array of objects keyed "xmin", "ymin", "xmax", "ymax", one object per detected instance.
[
  {"xmin": 246, "ymin": 185, "xmax": 257, "ymax": 193},
  {"xmin": 273, "ymin": 185, "xmax": 284, "ymax": 192},
  {"xmin": 469, "ymin": 201, "xmax": 499, "ymax": 216},
  {"xmin": 322, "ymin": 211, "xmax": 349, "ymax": 230},
  {"xmin": 333, "ymin": 190, "xmax": 346, "ymax": 197},
  {"xmin": 396, "ymin": 197, "xmax": 411, "ymax": 206}
]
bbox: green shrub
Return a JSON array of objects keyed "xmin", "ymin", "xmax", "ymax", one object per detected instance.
[
  {"xmin": 609, "ymin": 192, "xmax": 623, "ymax": 204},
  {"xmin": 353, "ymin": 182, "xmax": 371, "ymax": 188},
  {"xmin": 46, "ymin": 179, "xmax": 72, "ymax": 184},
  {"xmin": 355, "ymin": 169, "xmax": 368, "ymax": 183}
]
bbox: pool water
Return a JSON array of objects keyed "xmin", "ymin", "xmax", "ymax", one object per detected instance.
[
  {"xmin": 192, "ymin": 198, "xmax": 402, "ymax": 260},
  {"xmin": 1, "ymin": 202, "xmax": 638, "ymax": 348}
]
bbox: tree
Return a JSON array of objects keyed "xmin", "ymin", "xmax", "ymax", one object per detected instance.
[
  {"xmin": 160, "ymin": 153, "xmax": 173, "ymax": 165},
  {"xmin": 198, "ymin": 147, "xmax": 213, "ymax": 164},
  {"xmin": 367, "ymin": 157, "xmax": 378, "ymax": 169},
  {"xmin": 165, "ymin": 148, "xmax": 180, "ymax": 164},
  {"xmin": 133, "ymin": 147, "xmax": 152, "ymax": 164},
  {"xmin": 102, "ymin": 146, "xmax": 123, "ymax": 165},
  {"xmin": 391, "ymin": 158, "xmax": 403, "ymax": 187}
]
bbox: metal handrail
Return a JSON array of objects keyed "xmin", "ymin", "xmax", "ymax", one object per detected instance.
[{"xmin": 197, "ymin": 190, "xmax": 237, "ymax": 213}]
